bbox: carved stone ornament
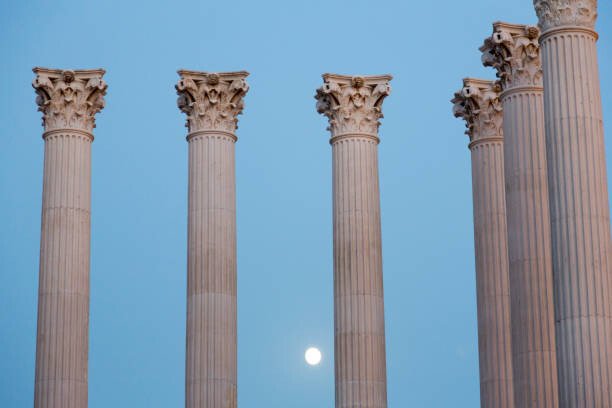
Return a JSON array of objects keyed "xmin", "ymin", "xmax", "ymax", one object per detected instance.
[
  {"xmin": 32, "ymin": 67, "xmax": 107, "ymax": 133},
  {"xmin": 452, "ymin": 79, "xmax": 503, "ymax": 143},
  {"xmin": 480, "ymin": 23, "xmax": 543, "ymax": 90},
  {"xmin": 315, "ymin": 73, "xmax": 392, "ymax": 137},
  {"xmin": 176, "ymin": 70, "xmax": 249, "ymax": 134},
  {"xmin": 534, "ymin": 0, "xmax": 597, "ymax": 32}
]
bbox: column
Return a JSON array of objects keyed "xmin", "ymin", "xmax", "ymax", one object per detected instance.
[
  {"xmin": 452, "ymin": 78, "xmax": 515, "ymax": 408},
  {"xmin": 176, "ymin": 70, "xmax": 249, "ymax": 408},
  {"xmin": 316, "ymin": 74, "xmax": 391, "ymax": 408},
  {"xmin": 32, "ymin": 68, "xmax": 107, "ymax": 408},
  {"xmin": 481, "ymin": 23, "xmax": 559, "ymax": 407},
  {"xmin": 534, "ymin": 1, "xmax": 612, "ymax": 405}
]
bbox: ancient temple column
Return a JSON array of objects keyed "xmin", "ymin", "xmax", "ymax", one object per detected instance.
[
  {"xmin": 32, "ymin": 68, "xmax": 107, "ymax": 408},
  {"xmin": 481, "ymin": 23, "xmax": 559, "ymax": 407},
  {"xmin": 533, "ymin": 1, "xmax": 612, "ymax": 405},
  {"xmin": 176, "ymin": 70, "xmax": 249, "ymax": 408},
  {"xmin": 315, "ymin": 74, "xmax": 391, "ymax": 408},
  {"xmin": 452, "ymin": 78, "xmax": 514, "ymax": 408}
]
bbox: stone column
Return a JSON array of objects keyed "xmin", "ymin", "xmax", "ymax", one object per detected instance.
[
  {"xmin": 452, "ymin": 79, "xmax": 515, "ymax": 408},
  {"xmin": 315, "ymin": 74, "xmax": 391, "ymax": 408},
  {"xmin": 534, "ymin": 1, "xmax": 612, "ymax": 406},
  {"xmin": 481, "ymin": 23, "xmax": 559, "ymax": 407},
  {"xmin": 176, "ymin": 70, "xmax": 249, "ymax": 408},
  {"xmin": 32, "ymin": 68, "xmax": 107, "ymax": 408}
]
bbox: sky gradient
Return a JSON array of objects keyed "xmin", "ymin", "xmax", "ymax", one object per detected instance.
[{"xmin": 1, "ymin": 0, "xmax": 611, "ymax": 406}]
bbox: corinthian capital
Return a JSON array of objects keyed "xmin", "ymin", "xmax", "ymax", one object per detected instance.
[
  {"xmin": 32, "ymin": 67, "xmax": 107, "ymax": 133},
  {"xmin": 480, "ymin": 23, "xmax": 543, "ymax": 90},
  {"xmin": 452, "ymin": 79, "xmax": 503, "ymax": 144},
  {"xmin": 315, "ymin": 73, "xmax": 391, "ymax": 139},
  {"xmin": 176, "ymin": 70, "xmax": 249, "ymax": 134},
  {"xmin": 534, "ymin": 0, "xmax": 597, "ymax": 32}
]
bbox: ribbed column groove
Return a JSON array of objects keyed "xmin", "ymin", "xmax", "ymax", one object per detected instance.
[
  {"xmin": 472, "ymin": 141, "xmax": 515, "ymax": 407},
  {"xmin": 32, "ymin": 67, "xmax": 107, "ymax": 408},
  {"xmin": 534, "ymin": 2, "xmax": 612, "ymax": 402},
  {"xmin": 502, "ymin": 89, "xmax": 559, "ymax": 407},
  {"xmin": 481, "ymin": 23, "xmax": 559, "ymax": 406},
  {"xmin": 316, "ymin": 73, "xmax": 391, "ymax": 408},
  {"xmin": 452, "ymin": 79, "xmax": 515, "ymax": 408},
  {"xmin": 176, "ymin": 70, "xmax": 249, "ymax": 408},
  {"xmin": 333, "ymin": 137, "xmax": 387, "ymax": 407},
  {"xmin": 186, "ymin": 133, "xmax": 237, "ymax": 408},
  {"xmin": 36, "ymin": 133, "xmax": 91, "ymax": 408}
]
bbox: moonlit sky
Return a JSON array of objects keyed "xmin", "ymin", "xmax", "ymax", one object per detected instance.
[{"xmin": 1, "ymin": 1, "xmax": 611, "ymax": 406}]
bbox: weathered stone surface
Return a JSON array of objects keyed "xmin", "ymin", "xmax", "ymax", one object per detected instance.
[
  {"xmin": 33, "ymin": 67, "xmax": 107, "ymax": 133},
  {"xmin": 482, "ymin": 23, "xmax": 559, "ymax": 408},
  {"xmin": 452, "ymin": 78, "xmax": 514, "ymax": 408},
  {"xmin": 177, "ymin": 70, "xmax": 248, "ymax": 408},
  {"xmin": 176, "ymin": 70, "xmax": 249, "ymax": 134},
  {"xmin": 536, "ymin": 1, "xmax": 612, "ymax": 405},
  {"xmin": 32, "ymin": 67, "xmax": 106, "ymax": 408},
  {"xmin": 534, "ymin": 0, "xmax": 597, "ymax": 32},
  {"xmin": 317, "ymin": 73, "xmax": 390, "ymax": 408}
]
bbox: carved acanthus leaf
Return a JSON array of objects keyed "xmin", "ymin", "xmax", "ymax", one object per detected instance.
[
  {"xmin": 315, "ymin": 74, "xmax": 392, "ymax": 137},
  {"xmin": 176, "ymin": 71, "xmax": 249, "ymax": 134},
  {"xmin": 452, "ymin": 79, "xmax": 503, "ymax": 143},
  {"xmin": 32, "ymin": 68, "xmax": 107, "ymax": 133},
  {"xmin": 534, "ymin": 0, "xmax": 597, "ymax": 32},
  {"xmin": 480, "ymin": 23, "xmax": 543, "ymax": 90}
]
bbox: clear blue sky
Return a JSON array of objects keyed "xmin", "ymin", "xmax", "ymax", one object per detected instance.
[{"xmin": 1, "ymin": 1, "xmax": 611, "ymax": 406}]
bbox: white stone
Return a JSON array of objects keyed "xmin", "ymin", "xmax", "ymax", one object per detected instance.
[
  {"xmin": 176, "ymin": 70, "xmax": 249, "ymax": 408},
  {"xmin": 481, "ymin": 23, "xmax": 560, "ymax": 407},
  {"xmin": 316, "ymin": 73, "xmax": 391, "ymax": 408},
  {"xmin": 452, "ymin": 78, "xmax": 515, "ymax": 408},
  {"xmin": 32, "ymin": 67, "xmax": 107, "ymax": 408}
]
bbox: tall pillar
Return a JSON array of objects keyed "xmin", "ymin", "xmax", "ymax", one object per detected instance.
[
  {"xmin": 452, "ymin": 78, "xmax": 515, "ymax": 408},
  {"xmin": 315, "ymin": 74, "xmax": 391, "ymax": 408},
  {"xmin": 534, "ymin": 1, "xmax": 612, "ymax": 405},
  {"xmin": 32, "ymin": 68, "xmax": 107, "ymax": 408},
  {"xmin": 481, "ymin": 23, "xmax": 559, "ymax": 407},
  {"xmin": 176, "ymin": 70, "xmax": 249, "ymax": 408}
]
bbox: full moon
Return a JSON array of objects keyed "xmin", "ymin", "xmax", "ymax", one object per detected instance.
[{"xmin": 305, "ymin": 347, "xmax": 322, "ymax": 366}]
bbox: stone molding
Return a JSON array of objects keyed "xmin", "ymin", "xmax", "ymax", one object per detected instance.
[
  {"xmin": 452, "ymin": 78, "xmax": 503, "ymax": 146},
  {"xmin": 176, "ymin": 70, "xmax": 249, "ymax": 134},
  {"xmin": 534, "ymin": 0, "xmax": 597, "ymax": 32},
  {"xmin": 480, "ymin": 23, "xmax": 543, "ymax": 90},
  {"xmin": 32, "ymin": 67, "xmax": 107, "ymax": 133},
  {"xmin": 315, "ymin": 73, "xmax": 391, "ymax": 139}
]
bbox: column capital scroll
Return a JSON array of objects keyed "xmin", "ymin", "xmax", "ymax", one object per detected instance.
[
  {"xmin": 176, "ymin": 70, "xmax": 249, "ymax": 135},
  {"xmin": 452, "ymin": 78, "xmax": 503, "ymax": 147},
  {"xmin": 32, "ymin": 67, "xmax": 107, "ymax": 133},
  {"xmin": 315, "ymin": 73, "xmax": 391, "ymax": 139},
  {"xmin": 480, "ymin": 22, "xmax": 543, "ymax": 90},
  {"xmin": 534, "ymin": 0, "xmax": 597, "ymax": 32}
]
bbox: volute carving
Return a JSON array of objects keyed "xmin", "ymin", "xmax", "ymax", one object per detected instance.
[
  {"xmin": 176, "ymin": 70, "xmax": 249, "ymax": 134},
  {"xmin": 452, "ymin": 79, "xmax": 503, "ymax": 143},
  {"xmin": 480, "ymin": 23, "xmax": 543, "ymax": 90},
  {"xmin": 32, "ymin": 67, "xmax": 107, "ymax": 133},
  {"xmin": 534, "ymin": 0, "xmax": 597, "ymax": 32},
  {"xmin": 315, "ymin": 74, "xmax": 391, "ymax": 137}
]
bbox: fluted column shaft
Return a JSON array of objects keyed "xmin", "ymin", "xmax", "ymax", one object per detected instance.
[
  {"xmin": 453, "ymin": 79, "xmax": 515, "ymax": 408},
  {"xmin": 502, "ymin": 87, "xmax": 559, "ymax": 406},
  {"xmin": 176, "ymin": 70, "xmax": 249, "ymax": 408},
  {"xmin": 316, "ymin": 74, "xmax": 391, "ymax": 408},
  {"xmin": 36, "ymin": 131, "xmax": 91, "ymax": 408},
  {"xmin": 482, "ymin": 23, "xmax": 559, "ymax": 407},
  {"xmin": 32, "ymin": 68, "xmax": 107, "ymax": 408},
  {"xmin": 470, "ymin": 141, "xmax": 515, "ymax": 407},
  {"xmin": 186, "ymin": 131, "xmax": 237, "ymax": 408},
  {"xmin": 332, "ymin": 135, "xmax": 387, "ymax": 407},
  {"xmin": 534, "ymin": 1, "xmax": 612, "ymax": 405}
]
